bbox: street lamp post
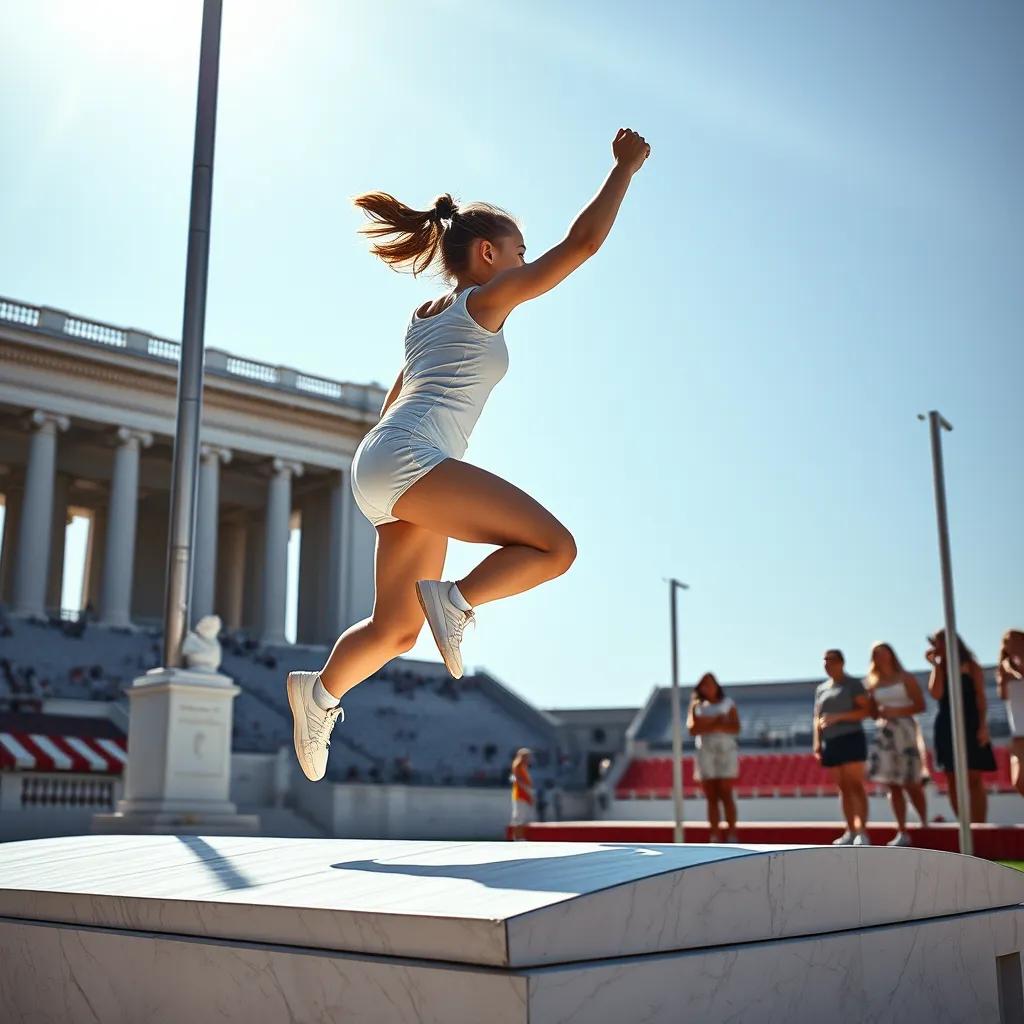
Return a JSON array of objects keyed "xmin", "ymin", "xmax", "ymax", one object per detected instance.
[
  {"xmin": 666, "ymin": 578, "xmax": 689, "ymax": 843},
  {"xmin": 93, "ymin": 0, "xmax": 257, "ymax": 836},
  {"xmin": 918, "ymin": 410, "xmax": 972, "ymax": 856},
  {"xmin": 163, "ymin": 0, "xmax": 223, "ymax": 668}
]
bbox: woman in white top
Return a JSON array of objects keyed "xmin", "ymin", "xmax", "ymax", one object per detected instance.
[
  {"xmin": 284, "ymin": 131, "xmax": 652, "ymax": 783},
  {"xmin": 997, "ymin": 629, "xmax": 1024, "ymax": 798},
  {"xmin": 865, "ymin": 642, "xmax": 927, "ymax": 846},
  {"xmin": 687, "ymin": 673, "xmax": 741, "ymax": 843}
]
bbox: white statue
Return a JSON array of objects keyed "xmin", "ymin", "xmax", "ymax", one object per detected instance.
[{"xmin": 182, "ymin": 614, "xmax": 223, "ymax": 672}]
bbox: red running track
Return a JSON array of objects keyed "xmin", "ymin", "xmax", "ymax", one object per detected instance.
[{"xmin": 513, "ymin": 820, "xmax": 1024, "ymax": 860}]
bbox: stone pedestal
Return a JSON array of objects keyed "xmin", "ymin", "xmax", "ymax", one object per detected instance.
[{"xmin": 92, "ymin": 667, "xmax": 259, "ymax": 835}]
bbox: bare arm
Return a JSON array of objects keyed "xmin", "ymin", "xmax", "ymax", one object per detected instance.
[
  {"xmin": 379, "ymin": 368, "xmax": 403, "ymax": 419},
  {"xmin": 721, "ymin": 705, "xmax": 741, "ymax": 736},
  {"xmin": 570, "ymin": 163, "xmax": 635, "ymax": 252},
  {"xmin": 895, "ymin": 673, "xmax": 928, "ymax": 716},
  {"xmin": 686, "ymin": 695, "xmax": 700, "ymax": 736},
  {"xmin": 997, "ymin": 646, "xmax": 1024, "ymax": 699},
  {"xmin": 473, "ymin": 129, "xmax": 650, "ymax": 322}
]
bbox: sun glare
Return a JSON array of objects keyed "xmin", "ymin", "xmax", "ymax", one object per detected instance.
[{"xmin": 48, "ymin": 0, "xmax": 287, "ymax": 76}]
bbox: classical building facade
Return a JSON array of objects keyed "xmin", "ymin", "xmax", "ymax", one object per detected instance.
[{"xmin": 0, "ymin": 295, "xmax": 386, "ymax": 646}]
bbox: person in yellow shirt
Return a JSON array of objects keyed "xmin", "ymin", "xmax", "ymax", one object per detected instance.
[{"xmin": 509, "ymin": 748, "xmax": 534, "ymax": 841}]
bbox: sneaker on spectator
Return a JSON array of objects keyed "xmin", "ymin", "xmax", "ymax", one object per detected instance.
[
  {"xmin": 852, "ymin": 831, "xmax": 872, "ymax": 846},
  {"xmin": 887, "ymin": 831, "xmax": 911, "ymax": 847},
  {"xmin": 832, "ymin": 830, "xmax": 855, "ymax": 846},
  {"xmin": 286, "ymin": 671, "xmax": 344, "ymax": 782},
  {"xmin": 416, "ymin": 580, "xmax": 475, "ymax": 679}
]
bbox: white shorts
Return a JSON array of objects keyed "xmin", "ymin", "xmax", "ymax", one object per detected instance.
[
  {"xmin": 695, "ymin": 734, "xmax": 738, "ymax": 781},
  {"xmin": 351, "ymin": 425, "xmax": 453, "ymax": 527},
  {"xmin": 510, "ymin": 797, "xmax": 534, "ymax": 826},
  {"xmin": 1006, "ymin": 680, "xmax": 1024, "ymax": 739}
]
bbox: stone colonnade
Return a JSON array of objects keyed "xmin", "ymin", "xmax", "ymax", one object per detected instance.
[{"xmin": 0, "ymin": 408, "xmax": 377, "ymax": 646}]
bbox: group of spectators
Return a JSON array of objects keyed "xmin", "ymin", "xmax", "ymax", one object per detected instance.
[
  {"xmin": 685, "ymin": 627, "xmax": 1024, "ymax": 846},
  {"xmin": 0, "ymin": 657, "xmax": 121, "ymax": 709}
]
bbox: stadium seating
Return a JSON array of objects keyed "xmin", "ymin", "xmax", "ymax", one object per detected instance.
[
  {"xmin": 0, "ymin": 614, "xmax": 580, "ymax": 792},
  {"xmin": 615, "ymin": 748, "xmax": 1018, "ymax": 799}
]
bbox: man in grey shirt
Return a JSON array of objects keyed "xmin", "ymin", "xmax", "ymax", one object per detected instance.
[{"xmin": 813, "ymin": 649, "xmax": 871, "ymax": 845}]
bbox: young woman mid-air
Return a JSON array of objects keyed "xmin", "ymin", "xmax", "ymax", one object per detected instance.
[{"xmin": 286, "ymin": 128, "xmax": 652, "ymax": 782}]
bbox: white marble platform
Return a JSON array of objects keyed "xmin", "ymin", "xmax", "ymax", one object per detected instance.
[{"xmin": 1, "ymin": 836, "xmax": 1023, "ymax": 1022}]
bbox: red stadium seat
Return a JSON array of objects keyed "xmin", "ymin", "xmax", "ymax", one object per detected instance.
[{"xmin": 614, "ymin": 745, "xmax": 1017, "ymax": 801}]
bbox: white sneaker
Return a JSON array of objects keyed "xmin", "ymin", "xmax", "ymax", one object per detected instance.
[
  {"xmin": 416, "ymin": 580, "xmax": 475, "ymax": 679},
  {"xmin": 887, "ymin": 831, "xmax": 911, "ymax": 847},
  {"xmin": 286, "ymin": 671, "xmax": 344, "ymax": 782},
  {"xmin": 832, "ymin": 830, "xmax": 855, "ymax": 846},
  {"xmin": 853, "ymin": 831, "xmax": 872, "ymax": 846}
]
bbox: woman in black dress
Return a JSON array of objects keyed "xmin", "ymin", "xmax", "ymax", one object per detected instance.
[{"xmin": 926, "ymin": 629, "xmax": 996, "ymax": 823}]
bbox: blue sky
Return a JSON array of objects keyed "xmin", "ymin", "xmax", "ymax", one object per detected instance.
[{"xmin": 1, "ymin": 1, "xmax": 1021, "ymax": 708}]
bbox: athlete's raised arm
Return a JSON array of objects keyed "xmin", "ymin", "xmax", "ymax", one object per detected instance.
[{"xmin": 472, "ymin": 128, "xmax": 651, "ymax": 322}]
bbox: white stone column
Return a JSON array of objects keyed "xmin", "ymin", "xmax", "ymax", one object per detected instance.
[
  {"xmin": 83, "ymin": 505, "xmax": 107, "ymax": 612},
  {"xmin": 191, "ymin": 444, "xmax": 232, "ymax": 622},
  {"xmin": 12, "ymin": 410, "xmax": 69, "ymax": 617},
  {"xmin": 260, "ymin": 458, "xmax": 303, "ymax": 646},
  {"xmin": 0, "ymin": 473, "xmax": 24, "ymax": 606},
  {"xmin": 326, "ymin": 470, "xmax": 352, "ymax": 638},
  {"xmin": 345, "ymin": 482, "xmax": 378, "ymax": 625},
  {"xmin": 99, "ymin": 427, "xmax": 153, "ymax": 628},
  {"xmin": 45, "ymin": 474, "xmax": 70, "ymax": 612}
]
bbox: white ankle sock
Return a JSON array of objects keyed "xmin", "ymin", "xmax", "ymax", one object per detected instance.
[
  {"xmin": 312, "ymin": 674, "xmax": 340, "ymax": 711},
  {"xmin": 448, "ymin": 583, "xmax": 473, "ymax": 612}
]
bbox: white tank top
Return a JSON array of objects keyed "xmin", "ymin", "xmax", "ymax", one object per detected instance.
[
  {"xmin": 376, "ymin": 285, "xmax": 509, "ymax": 458},
  {"xmin": 871, "ymin": 680, "xmax": 914, "ymax": 708}
]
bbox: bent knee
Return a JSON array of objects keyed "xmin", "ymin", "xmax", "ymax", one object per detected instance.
[
  {"xmin": 372, "ymin": 620, "xmax": 420, "ymax": 655},
  {"xmin": 545, "ymin": 529, "xmax": 578, "ymax": 575}
]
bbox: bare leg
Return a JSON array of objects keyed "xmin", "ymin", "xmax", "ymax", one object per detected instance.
[
  {"xmin": 391, "ymin": 458, "xmax": 576, "ymax": 607},
  {"xmin": 904, "ymin": 782, "xmax": 928, "ymax": 825},
  {"xmin": 969, "ymin": 771, "xmax": 987, "ymax": 823},
  {"xmin": 842, "ymin": 763, "xmax": 868, "ymax": 832},
  {"xmin": 1012, "ymin": 739, "xmax": 1024, "ymax": 797},
  {"xmin": 830, "ymin": 769, "xmax": 855, "ymax": 831},
  {"xmin": 320, "ymin": 458, "xmax": 576, "ymax": 699},
  {"xmin": 946, "ymin": 772, "xmax": 959, "ymax": 817},
  {"xmin": 720, "ymin": 780, "xmax": 738, "ymax": 834},
  {"xmin": 319, "ymin": 520, "xmax": 448, "ymax": 698},
  {"xmin": 888, "ymin": 784, "xmax": 907, "ymax": 832},
  {"xmin": 702, "ymin": 780, "xmax": 721, "ymax": 839}
]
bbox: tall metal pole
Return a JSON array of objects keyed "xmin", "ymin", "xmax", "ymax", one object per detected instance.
[
  {"xmin": 163, "ymin": 0, "xmax": 223, "ymax": 668},
  {"xmin": 667, "ymin": 578, "xmax": 689, "ymax": 843},
  {"xmin": 919, "ymin": 410, "xmax": 972, "ymax": 856}
]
